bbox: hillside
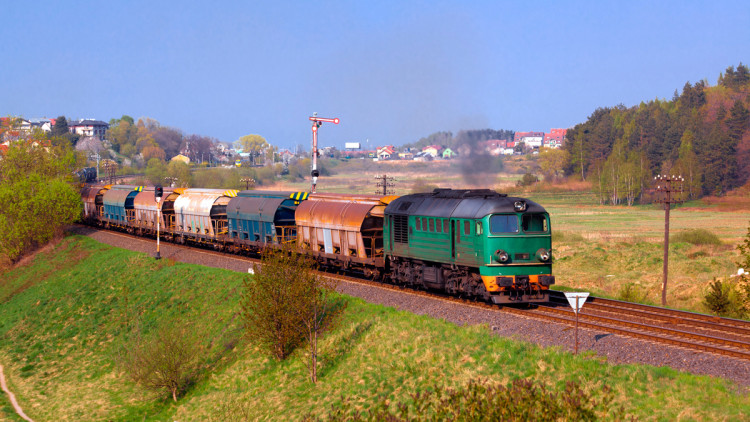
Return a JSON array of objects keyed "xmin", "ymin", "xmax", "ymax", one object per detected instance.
[
  {"xmin": 564, "ymin": 63, "xmax": 750, "ymax": 202},
  {"xmin": 0, "ymin": 235, "xmax": 748, "ymax": 420}
]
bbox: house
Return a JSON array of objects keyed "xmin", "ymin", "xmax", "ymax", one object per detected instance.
[
  {"xmin": 279, "ymin": 149, "xmax": 294, "ymax": 163},
  {"xmin": 442, "ymin": 148, "xmax": 456, "ymax": 159},
  {"xmin": 422, "ymin": 145, "xmax": 442, "ymax": 158},
  {"xmin": 481, "ymin": 139, "xmax": 507, "ymax": 156},
  {"xmin": 398, "ymin": 152, "xmax": 414, "ymax": 160},
  {"xmin": 413, "ymin": 151, "xmax": 434, "ymax": 162},
  {"xmin": 514, "ymin": 131, "xmax": 544, "ymax": 148},
  {"xmin": 0, "ymin": 144, "xmax": 8, "ymax": 157},
  {"xmin": 377, "ymin": 145, "xmax": 395, "ymax": 160},
  {"xmin": 170, "ymin": 154, "xmax": 191, "ymax": 164},
  {"xmin": 70, "ymin": 119, "xmax": 109, "ymax": 138},
  {"xmin": 543, "ymin": 128, "xmax": 567, "ymax": 149},
  {"xmin": 28, "ymin": 118, "xmax": 55, "ymax": 132}
]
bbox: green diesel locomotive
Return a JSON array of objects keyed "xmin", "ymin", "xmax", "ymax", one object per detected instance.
[{"xmin": 384, "ymin": 189, "xmax": 554, "ymax": 304}]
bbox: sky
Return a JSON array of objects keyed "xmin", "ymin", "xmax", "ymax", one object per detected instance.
[{"xmin": 1, "ymin": 0, "xmax": 749, "ymax": 150}]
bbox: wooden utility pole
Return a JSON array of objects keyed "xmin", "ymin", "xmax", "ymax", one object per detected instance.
[
  {"xmin": 102, "ymin": 159, "xmax": 117, "ymax": 185},
  {"xmin": 164, "ymin": 176, "xmax": 179, "ymax": 188},
  {"xmin": 374, "ymin": 174, "xmax": 396, "ymax": 195},
  {"xmin": 240, "ymin": 177, "xmax": 255, "ymax": 190},
  {"xmin": 654, "ymin": 174, "xmax": 684, "ymax": 306}
]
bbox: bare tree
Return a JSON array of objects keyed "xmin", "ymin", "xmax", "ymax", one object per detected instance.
[
  {"xmin": 119, "ymin": 323, "xmax": 201, "ymax": 402},
  {"xmin": 296, "ymin": 275, "xmax": 343, "ymax": 383}
]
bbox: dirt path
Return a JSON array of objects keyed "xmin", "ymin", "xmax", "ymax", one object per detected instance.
[{"xmin": 0, "ymin": 364, "xmax": 34, "ymax": 422}]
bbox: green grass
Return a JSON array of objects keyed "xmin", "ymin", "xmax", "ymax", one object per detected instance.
[{"xmin": 0, "ymin": 236, "xmax": 748, "ymax": 420}]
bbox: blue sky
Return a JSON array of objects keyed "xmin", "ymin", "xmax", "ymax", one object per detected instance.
[{"xmin": 2, "ymin": 1, "xmax": 748, "ymax": 150}]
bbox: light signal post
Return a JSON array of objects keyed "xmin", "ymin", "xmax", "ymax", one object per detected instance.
[
  {"xmin": 155, "ymin": 185, "xmax": 163, "ymax": 260},
  {"xmin": 309, "ymin": 113, "xmax": 339, "ymax": 193},
  {"xmin": 654, "ymin": 174, "xmax": 684, "ymax": 306}
]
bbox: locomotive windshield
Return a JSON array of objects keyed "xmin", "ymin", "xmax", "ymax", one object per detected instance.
[
  {"xmin": 489, "ymin": 214, "xmax": 519, "ymax": 234},
  {"xmin": 521, "ymin": 213, "xmax": 548, "ymax": 233}
]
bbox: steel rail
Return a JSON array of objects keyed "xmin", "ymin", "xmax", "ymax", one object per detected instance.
[
  {"xmin": 501, "ymin": 307, "xmax": 750, "ymax": 361},
  {"xmin": 532, "ymin": 305, "xmax": 750, "ymax": 351},
  {"xmin": 549, "ymin": 291, "xmax": 750, "ymax": 336}
]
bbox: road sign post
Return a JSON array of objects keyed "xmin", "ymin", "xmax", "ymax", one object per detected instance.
[{"xmin": 564, "ymin": 292, "xmax": 590, "ymax": 354}]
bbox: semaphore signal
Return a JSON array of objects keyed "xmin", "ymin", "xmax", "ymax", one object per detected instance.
[{"xmin": 309, "ymin": 113, "xmax": 339, "ymax": 193}]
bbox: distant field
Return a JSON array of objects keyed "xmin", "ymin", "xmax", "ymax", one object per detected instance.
[{"xmin": 0, "ymin": 236, "xmax": 748, "ymax": 420}]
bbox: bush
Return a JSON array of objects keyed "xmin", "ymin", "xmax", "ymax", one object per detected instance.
[
  {"xmin": 516, "ymin": 173, "xmax": 539, "ymax": 187},
  {"xmin": 241, "ymin": 248, "xmax": 314, "ymax": 360},
  {"xmin": 309, "ymin": 378, "xmax": 624, "ymax": 421},
  {"xmin": 670, "ymin": 229, "xmax": 722, "ymax": 246},
  {"xmin": 119, "ymin": 323, "xmax": 202, "ymax": 401},
  {"xmin": 703, "ymin": 278, "xmax": 745, "ymax": 318},
  {"xmin": 617, "ymin": 283, "xmax": 647, "ymax": 303}
]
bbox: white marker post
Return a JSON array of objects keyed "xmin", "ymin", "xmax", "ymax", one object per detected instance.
[{"xmin": 564, "ymin": 292, "xmax": 590, "ymax": 354}]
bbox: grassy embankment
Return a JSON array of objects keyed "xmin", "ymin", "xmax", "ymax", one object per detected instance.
[{"xmin": 0, "ymin": 235, "xmax": 748, "ymax": 420}]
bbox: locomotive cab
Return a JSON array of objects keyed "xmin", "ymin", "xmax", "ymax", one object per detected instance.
[{"xmin": 479, "ymin": 210, "xmax": 554, "ymax": 303}]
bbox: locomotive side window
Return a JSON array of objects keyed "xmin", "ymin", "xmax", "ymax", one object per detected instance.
[
  {"xmin": 416, "ymin": 217, "xmax": 421, "ymax": 231},
  {"xmin": 476, "ymin": 221, "xmax": 483, "ymax": 235},
  {"xmin": 429, "ymin": 219, "xmax": 435, "ymax": 232},
  {"xmin": 490, "ymin": 214, "xmax": 519, "ymax": 234},
  {"xmin": 464, "ymin": 220, "xmax": 470, "ymax": 235},
  {"xmin": 522, "ymin": 214, "xmax": 548, "ymax": 233},
  {"xmin": 443, "ymin": 219, "xmax": 450, "ymax": 233},
  {"xmin": 436, "ymin": 219, "xmax": 442, "ymax": 233},
  {"xmin": 422, "ymin": 218, "xmax": 429, "ymax": 232}
]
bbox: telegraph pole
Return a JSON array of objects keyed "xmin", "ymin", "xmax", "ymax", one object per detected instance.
[
  {"xmin": 102, "ymin": 159, "xmax": 117, "ymax": 185},
  {"xmin": 164, "ymin": 176, "xmax": 179, "ymax": 188},
  {"xmin": 654, "ymin": 174, "xmax": 684, "ymax": 306},
  {"xmin": 240, "ymin": 177, "xmax": 255, "ymax": 190},
  {"xmin": 374, "ymin": 174, "xmax": 396, "ymax": 195},
  {"xmin": 308, "ymin": 113, "xmax": 339, "ymax": 193}
]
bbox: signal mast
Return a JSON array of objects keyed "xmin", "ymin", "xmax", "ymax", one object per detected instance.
[{"xmin": 309, "ymin": 113, "xmax": 339, "ymax": 193}]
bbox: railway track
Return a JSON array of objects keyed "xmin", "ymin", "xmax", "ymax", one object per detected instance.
[
  {"xmin": 73, "ymin": 224, "xmax": 750, "ymax": 362},
  {"xmin": 535, "ymin": 291, "xmax": 750, "ymax": 361}
]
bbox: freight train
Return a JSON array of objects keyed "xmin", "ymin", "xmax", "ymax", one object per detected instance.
[{"xmin": 80, "ymin": 185, "xmax": 555, "ymax": 304}]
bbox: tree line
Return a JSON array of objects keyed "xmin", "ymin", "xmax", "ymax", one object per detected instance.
[
  {"xmin": 0, "ymin": 133, "xmax": 83, "ymax": 265},
  {"xmin": 564, "ymin": 63, "xmax": 750, "ymax": 204}
]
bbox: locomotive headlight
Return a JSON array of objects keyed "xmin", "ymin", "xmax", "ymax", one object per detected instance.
[
  {"xmin": 494, "ymin": 249, "xmax": 509, "ymax": 263},
  {"xmin": 514, "ymin": 201, "xmax": 527, "ymax": 212},
  {"xmin": 536, "ymin": 248, "xmax": 551, "ymax": 262}
]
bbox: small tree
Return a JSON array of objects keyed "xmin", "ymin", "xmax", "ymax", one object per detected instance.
[
  {"xmin": 296, "ymin": 275, "xmax": 342, "ymax": 383},
  {"xmin": 241, "ymin": 247, "xmax": 309, "ymax": 360},
  {"xmin": 241, "ymin": 247, "xmax": 343, "ymax": 383},
  {"xmin": 120, "ymin": 323, "xmax": 201, "ymax": 402}
]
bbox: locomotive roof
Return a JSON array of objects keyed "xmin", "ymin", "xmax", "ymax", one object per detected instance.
[{"xmin": 385, "ymin": 188, "xmax": 546, "ymax": 219}]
